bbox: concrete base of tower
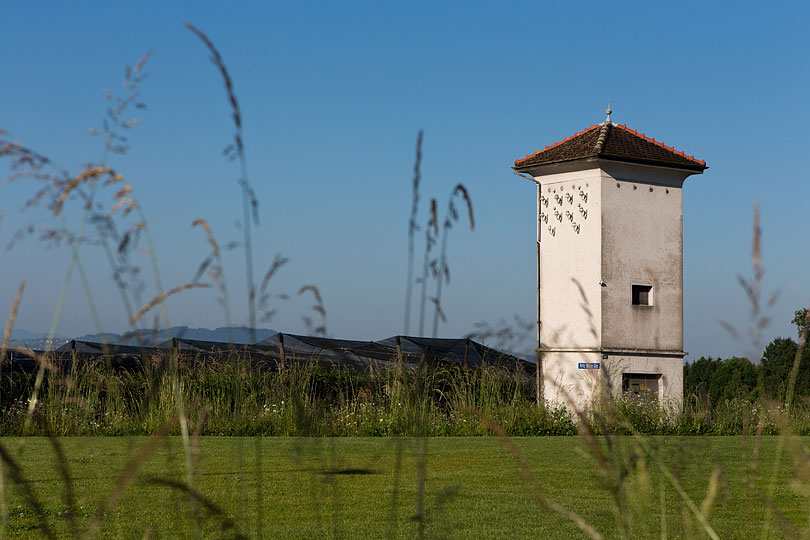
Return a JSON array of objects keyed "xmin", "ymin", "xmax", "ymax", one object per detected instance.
[
  {"xmin": 541, "ymin": 350, "xmax": 684, "ymax": 413},
  {"xmin": 541, "ymin": 351, "xmax": 603, "ymax": 412}
]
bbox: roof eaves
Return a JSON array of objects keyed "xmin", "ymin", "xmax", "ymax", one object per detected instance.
[
  {"xmin": 595, "ymin": 154, "xmax": 708, "ymax": 172},
  {"xmin": 512, "ymin": 154, "xmax": 600, "ymax": 171}
]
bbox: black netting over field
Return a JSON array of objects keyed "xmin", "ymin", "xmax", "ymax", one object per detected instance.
[{"xmin": 3, "ymin": 334, "xmax": 533, "ymax": 373}]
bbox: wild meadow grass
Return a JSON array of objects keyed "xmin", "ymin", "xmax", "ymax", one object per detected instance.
[
  {"xmin": 0, "ymin": 357, "xmax": 576, "ymax": 437},
  {"xmin": 3, "ymin": 356, "xmax": 810, "ymax": 438}
]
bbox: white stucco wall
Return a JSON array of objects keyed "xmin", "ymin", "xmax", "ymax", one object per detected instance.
[
  {"xmin": 542, "ymin": 352, "xmax": 683, "ymax": 411},
  {"xmin": 526, "ymin": 159, "xmax": 700, "ymax": 412},
  {"xmin": 599, "ymin": 162, "xmax": 693, "ymax": 353},
  {"xmin": 542, "ymin": 351, "xmax": 604, "ymax": 410},
  {"xmin": 533, "ymin": 164, "xmax": 605, "ymax": 412},
  {"xmin": 537, "ymin": 168, "xmax": 603, "ymax": 349}
]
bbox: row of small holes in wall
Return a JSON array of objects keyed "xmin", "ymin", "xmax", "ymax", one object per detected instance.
[
  {"xmin": 616, "ymin": 183, "xmax": 671, "ymax": 194},
  {"xmin": 546, "ymin": 182, "xmax": 589, "ymax": 193},
  {"xmin": 541, "ymin": 182, "xmax": 589, "ymax": 237}
]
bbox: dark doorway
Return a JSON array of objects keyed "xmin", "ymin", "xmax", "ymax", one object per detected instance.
[{"xmin": 622, "ymin": 373, "xmax": 661, "ymax": 399}]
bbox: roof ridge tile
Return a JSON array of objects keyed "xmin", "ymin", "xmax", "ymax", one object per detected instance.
[{"xmin": 593, "ymin": 121, "xmax": 611, "ymax": 153}]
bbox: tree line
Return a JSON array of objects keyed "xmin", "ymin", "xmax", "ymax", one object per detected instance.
[{"xmin": 684, "ymin": 309, "xmax": 810, "ymax": 407}]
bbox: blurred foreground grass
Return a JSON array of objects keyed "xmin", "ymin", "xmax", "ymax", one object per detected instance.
[{"xmin": 0, "ymin": 436, "xmax": 805, "ymax": 539}]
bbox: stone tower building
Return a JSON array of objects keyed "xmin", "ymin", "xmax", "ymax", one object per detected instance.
[{"xmin": 513, "ymin": 110, "xmax": 707, "ymax": 411}]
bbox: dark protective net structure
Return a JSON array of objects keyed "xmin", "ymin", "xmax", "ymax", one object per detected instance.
[{"xmin": 4, "ymin": 333, "xmax": 534, "ymax": 374}]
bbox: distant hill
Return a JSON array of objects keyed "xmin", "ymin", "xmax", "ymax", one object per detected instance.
[
  {"xmin": 6, "ymin": 329, "xmax": 70, "ymax": 350},
  {"xmin": 9, "ymin": 329, "xmax": 69, "ymax": 341},
  {"xmin": 74, "ymin": 326, "xmax": 276, "ymax": 345}
]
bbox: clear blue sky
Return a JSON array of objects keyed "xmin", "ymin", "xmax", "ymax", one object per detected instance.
[{"xmin": 1, "ymin": 0, "xmax": 808, "ymax": 359}]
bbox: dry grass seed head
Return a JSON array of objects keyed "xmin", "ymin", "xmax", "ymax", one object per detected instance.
[
  {"xmin": 719, "ymin": 200, "xmax": 779, "ymax": 354},
  {"xmin": 132, "ymin": 283, "xmax": 210, "ymax": 323},
  {"xmin": 192, "ymin": 255, "xmax": 214, "ymax": 284},
  {"xmin": 117, "ymin": 230, "xmax": 131, "ymax": 255},
  {"xmin": 258, "ymin": 254, "xmax": 289, "ymax": 296},
  {"xmin": 452, "ymin": 183, "xmax": 474, "ymax": 230},
  {"xmin": 409, "ymin": 130, "xmax": 424, "ymax": 233},
  {"xmin": 298, "ymin": 284, "xmax": 323, "ymax": 305},
  {"xmin": 185, "ymin": 23, "xmax": 243, "ymax": 151},
  {"xmin": 429, "ymin": 198, "xmax": 438, "ymax": 236},
  {"xmin": 298, "ymin": 285, "xmax": 327, "ymax": 336},
  {"xmin": 108, "ymin": 197, "xmax": 137, "ymax": 217},
  {"xmin": 1, "ymin": 279, "xmax": 25, "ymax": 362},
  {"xmin": 114, "ymin": 184, "xmax": 132, "ymax": 198},
  {"xmin": 0, "ymin": 139, "xmax": 51, "ymax": 175},
  {"xmin": 430, "ymin": 298, "xmax": 446, "ymax": 323},
  {"xmin": 133, "ymin": 52, "xmax": 151, "ymax": 76},
  {"xmin": 192, "ymin": 218, "xmax": 219, "ymax": 256},
  {"xmin": 54, "ymin": 166, "xmax": 121, "ymax": 216}
]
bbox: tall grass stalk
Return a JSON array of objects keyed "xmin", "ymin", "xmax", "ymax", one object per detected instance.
[
  {"xmin": 431, "ymin": 184, "xmax": 474, "ymax": 338},
  {"xmin": 404, "ymin": 130, "xmax": 423, "ymax": 335},
  {"xmin": 55, "ymin": 53, "xmax": 154, "ymax": 350},
  {"xmin": 186, "ymin": 23, "xmax": 259, "ymax": 344},
  {"xmin": 418, "ymin": 199, "xmax": 438, "ymax": 336},
  {"xmin": 0, "ymin": 281, "xmax": 24, "ymax": 366}
]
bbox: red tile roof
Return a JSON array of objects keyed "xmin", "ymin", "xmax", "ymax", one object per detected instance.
[{"xmin": 514, "ymin": 122, "xmax": 707, "ymax": 172}]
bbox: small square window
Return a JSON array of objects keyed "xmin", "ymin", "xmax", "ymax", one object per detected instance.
[{"xmin": 632, "ymin": 284, "xmax": 653, "ymax": 306}]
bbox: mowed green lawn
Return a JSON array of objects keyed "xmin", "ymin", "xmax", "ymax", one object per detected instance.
[{"xmin": 0, "ymin": 436, "xmax": 807, "ymax": 539}]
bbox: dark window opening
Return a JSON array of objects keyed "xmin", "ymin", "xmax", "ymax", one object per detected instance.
[
  {"xmin": 632, "ymin": 284, "xmax": 653, "ymax": 306},
  {"xmin": 622, "ymin": 373, "xmax": 661, "ymax": 400}
]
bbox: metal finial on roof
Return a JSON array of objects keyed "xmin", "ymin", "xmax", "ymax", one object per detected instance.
[{"xmin": 605, "ymin": 101, "xmax": 612, "ymax": 123}]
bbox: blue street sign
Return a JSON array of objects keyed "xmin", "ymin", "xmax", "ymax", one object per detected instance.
[{"xmin": 578, "ymin": 363, "xmax": 601, "ymax": 370}]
